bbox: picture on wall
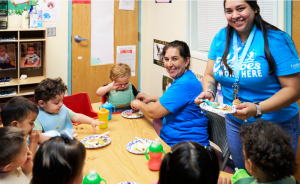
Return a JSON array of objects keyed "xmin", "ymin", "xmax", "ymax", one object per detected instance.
[
  {"xmin": 153, "ymin": 39, "xmax": 169, "ymax": 68},
  {"xmin": 162, "ymin": 75, "xmax": 174, "ymax": 94},
  {"xmin": 155, "ymin": 0, "xmax": 172, "ymax": 3},
  {"xmin": 20, "ymin": 42, "xmax": 42, "ymax": 68},
  {"xmin": 0, "ymin": 44, "xmax": 16, "ymax": 70}
]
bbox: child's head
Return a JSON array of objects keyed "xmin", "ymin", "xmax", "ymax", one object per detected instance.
[
  {"xmin": 2, "ymin": 97, "xmax": 38, "ymax": 135},
  {"xmin": 27, "ymin": 45, "xmax": 35, "ymax": 55},
  {"xmin": 35, "ymin": 77, "xmax": 67, "ymax": 114},
  {"xmin": 239, "ymin": 119, "xmax": 297, "ymax": 181},
  {"xmin": 31, "ymin": 136, "xmax": 86, "ymax": 184},
  {"xmin": 158, "ymin": 141, "xmax": 220, "ymax": 184},
  {"xmin": 0, "ymin": 45, "xmax": 7, "ymax": 57},
  {"xmin": 0, "ymin": 127, "xmax": 28, "ymax": 172},
  {"xmin": 110, "ymin": 63, "xmax": 131, "ymax": 90}
]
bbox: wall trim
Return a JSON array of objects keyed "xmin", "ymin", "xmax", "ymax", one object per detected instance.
[
  {"xmin": 286, "ymin": 0, "xmax": 292, "ymax": 37},
  {"xmin": 68, "ymin": 0, "xmax": 72, "ymax": 95}
]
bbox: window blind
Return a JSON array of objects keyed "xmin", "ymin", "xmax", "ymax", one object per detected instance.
[{"xmin": 197, "ymin": 0, "xmax": 277, "ymax": 52}]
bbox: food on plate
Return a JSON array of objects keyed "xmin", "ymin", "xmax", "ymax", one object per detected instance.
[
  {"xmin": 232, "ymin": 99, "xmax": 242, "ymax": 105},
  {"xmin": 125, "ymin": 111, "xmax": 142, "ymax": 117},
  {"xmin": 220, "ymin": 106, "xmax": 233, "ymax": 112},
  {"xmin": 83, "ymin": 137, "xmax": 108, "ymax": 147},
  {"xmin": 132, "ymin": 142, "xmax": 150, "ymax": 152}
]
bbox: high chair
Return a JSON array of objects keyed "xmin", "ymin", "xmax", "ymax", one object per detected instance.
[{"xmin": 64, "ymin": 93, "xmax": 98, "ymax": 123}]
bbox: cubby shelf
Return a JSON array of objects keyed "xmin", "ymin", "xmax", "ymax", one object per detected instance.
[{"xmin": 0, "ymin": 28, "xmax": 47, "ymax": 101}]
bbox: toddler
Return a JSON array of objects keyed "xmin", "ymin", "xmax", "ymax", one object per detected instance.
[
  {"xmin": 157, "ymin": 141, "xmax": 220, "ymax": 184},
  {"xmin": 31, "ymin": 136, "xmax": 86, "ymax": 184},
  {"xmin": 96, "ymin": 63, "xmax": 139, "ymax": 108},
  {"xmin": 219, "ymin": 120, "xmax": 298, "ymax": 184},
  {"xmin": 0, "ymin": 127, "xmax": 33, "ymax": 183},
  {"xmin": 21, "ymin": 45, "xmax": 40, "ymax": 67},
  {"xmin": 1, "ymin": 96, "xmax": 40, "ymax": 159},
  {"xmin": 33, "ymin": 77, "xmax": 103, "ymax": 143},
  {"xmin": 0, "ymin": 45, "xmax": 13, "ymax": 69}
]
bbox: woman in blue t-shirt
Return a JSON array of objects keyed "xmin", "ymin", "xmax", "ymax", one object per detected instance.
[
  {"xmin": 131, "ymin": 40, "xmax": 209, "ymax": 147},
  {"xmin": 195, "ymin": 0, "xmax": 300, "ymax": 170}
]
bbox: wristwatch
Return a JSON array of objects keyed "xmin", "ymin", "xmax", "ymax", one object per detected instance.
[{"xmin": 253, "ymin": 102, "xmax": 262, "ymax": 119}]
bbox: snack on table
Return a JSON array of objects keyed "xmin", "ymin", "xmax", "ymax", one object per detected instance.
[
  {"xmin": 83, "ymin": 137, "xmax": 108, "ymax": 147},
  {"xmin": 220, "ymin": 106, "xmax": 233, "ymax": 112},
  {"xmin": 132, "ymin": 142, "xmax": 150, "ymax": 152},
  {"xmin": 125, "ymin": 111, "xmax": 142, "ymax": 117}
]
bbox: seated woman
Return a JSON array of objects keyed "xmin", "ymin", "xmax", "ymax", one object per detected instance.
[{"xmin": 131, "ymin": 40, "xmax": 209, "ymax": 147}]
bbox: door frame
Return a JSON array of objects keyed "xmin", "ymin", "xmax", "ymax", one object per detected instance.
[{"xmin": 67, "ymin": 0, "xmax": 142, "ymax": 96}]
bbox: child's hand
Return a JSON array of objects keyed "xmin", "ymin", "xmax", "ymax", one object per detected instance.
[
  {"xmin": 29, "ymin": 130, "xmax": 40, "ymax": 143},
  {"xmin": 5, "ymin": 59, "xmax": 9, "ymax": 63},
  {"xmin": 218, "ymin": 177, "xmax": 232, "ymax": 184},
  {"xmin": 110, "ymin": 81, "xmax": 119, "ymax": 90},
  {"xmin": 90, "ymin": 119, "xmax": 105, "ymax": 132},
  {"xmin": 23, "ymin": 148, "xmax": 33, "ymax": 166}
]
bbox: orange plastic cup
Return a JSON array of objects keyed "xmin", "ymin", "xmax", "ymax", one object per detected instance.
[{"xmin": 98, "ymin": 108, "xmax": 109, "ymax": 129}]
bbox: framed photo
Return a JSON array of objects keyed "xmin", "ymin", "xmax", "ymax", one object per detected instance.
[
  {"xmin": 162, "ymin": 75, "xmax": 174, "ymax": 94},
  {"xmin": 20, "ymin": 42, "xmax": 42, "ymax": 68},
  {"xmin": 0, "ymin": 44, "xmax": 16, "ymax": 70},
  {"xmin": 153, "ymin": 39, "xmax": 168, "ymax": 68}
]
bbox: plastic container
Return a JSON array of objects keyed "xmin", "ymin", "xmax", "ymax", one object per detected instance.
[
  {"xmin": 30, "ymin": 6, "xmax": 37, "ymax": 28},
  {"xmin": 82, "ymin": 169, "xmax": 107, "ymax": 184},
  {"xmin": 97, "ymin": 108, "xmax": 109, "ymax": 129},
  {"xmin": 36, "ymin": 5, "xmax": 42, "ymax": 28},
  {"xmin": 145, "ymin": 138, "xmax": 166, "ymax": 171},
  {"xmin": 231, "ymin": 168, "xmax": 250, "ymax": 183},
  {"xmin": 22, "ymin": 7, "xmax": 29, "ymax": 29},
  {"xmin": 28, "ymin": 5, "xmax": 33, "ymax": 28},
  {"xmin": 99, "ymin": 102, "xmax": 115, "ymax": 121}
]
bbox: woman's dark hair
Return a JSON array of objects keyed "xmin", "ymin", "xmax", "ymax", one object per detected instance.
[
  {"xmin": 161, "ymin": 40, "xmax": 191, "ymax": 70},
  {"xmin": 158, "ymin": 141, "xmax": 220, "ymax": 184},
  {"xmin": 222, "ymin": 0, "xmax": 282, "ymax": 75},
  {"xmin": 239, "ymin": 119, "xmax": 297, "ymax": 180},
  {"xmin": 31, "ymin": 137, "xmax": 86, "ymax": 184}
]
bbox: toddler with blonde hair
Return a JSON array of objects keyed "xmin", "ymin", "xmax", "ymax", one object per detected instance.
[{"xmin": 96, "ymin": 63, "xmax": 139, "ymax": 108}]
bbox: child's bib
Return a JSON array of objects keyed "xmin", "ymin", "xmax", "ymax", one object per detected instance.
[
  {"xmin": 108, "ymin": 82, "xmax": 135, "ymax": 108},
  {"xmin": 37, "ymin": 104, "xmax": 73, "ymax": 132}
]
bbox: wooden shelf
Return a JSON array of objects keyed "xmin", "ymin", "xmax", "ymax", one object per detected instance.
[
  {"xmin": 0, "ymin": 28, "xmax": 46, "ymax": 31},
  {"xmin": 19, "ymin": 76, "xmax": 46, "ymax": 85},
  {"xmin": 0, "ymin": 79, "xmax": 18, "ymax": 87},
  {"xmin": 19, "ymin": 38, "xmax": 46, "ymax": 42}
]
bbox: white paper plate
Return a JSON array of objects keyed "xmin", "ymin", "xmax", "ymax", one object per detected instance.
[
  {"xmin": 121, "ymin": 110, "xmax": 144, "ymax": 119},
  {"xmin": 81, "ymin": 135, "xmax": 111, "ymax": 148},
  {"xmin": 200, "ymin": 103, "xmax": 236, "ymax": 114},
  {"xmin": 126, "ymin": 139, "xmax": 153, "ymax": 154},
  {"xmin": 117, "ymin": 182, "xmax": 140, "ymax": 184}
]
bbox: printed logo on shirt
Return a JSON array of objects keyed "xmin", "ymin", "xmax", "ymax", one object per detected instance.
[
  {"xmin": 291, "ymin": 63, "xmax": 300, "ymax": 69},
  {"xmin": 214, "ymin": 49, "xmax": 263, "ymax": 78}
]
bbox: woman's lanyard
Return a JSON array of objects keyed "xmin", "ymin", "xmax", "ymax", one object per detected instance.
[{"xmin": 232, "ymin": 24, "xmax": 257, "ymax": 99}]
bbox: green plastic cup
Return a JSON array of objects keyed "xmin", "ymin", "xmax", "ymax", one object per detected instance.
[
  {"xmin": 231, "ymin": 169, "xmax": 250, "ymax": 183},
  {"xmin": 82, "ymin": 169, "xmax": 107, "ymax": 184}
]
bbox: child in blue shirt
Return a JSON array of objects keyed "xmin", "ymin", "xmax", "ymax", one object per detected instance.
[
  {"xmin": 1, "ymin": 97, "xmax": 40, "ymax": 159},
  {"xmin": 33, "ymin": 77, "xmax": 104, "ymax": 143}
]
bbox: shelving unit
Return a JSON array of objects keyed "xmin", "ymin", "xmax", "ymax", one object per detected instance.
[
  {"xmin": 0, "ymin": 1, "xmax": 8, "ymax": 29},
  {"xmin": 0, "ymin": 28, "xmax": 46, "ymax": 102}
]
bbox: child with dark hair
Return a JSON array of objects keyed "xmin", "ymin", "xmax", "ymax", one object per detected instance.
[
  {"xmin": 2, "ymin": 96, "xmax": 40, "ymax": 158},
  {"xmin": 157, "ymin": 141, "xmax": 220, "ymax": 184},
  {"xmin": 0, "ymin": 127, "xmax": 33, "ymax": 183},
  {"xmin": 33, "ymin": 77, "xmax": 104, "ymax": 143},
  {"xmin": 219, "ymin": 119, "xmax": 298, "ymax": 184},
  {"xmin": 31, "ymin": 136, "xmax": 86, "ymax": 184}
]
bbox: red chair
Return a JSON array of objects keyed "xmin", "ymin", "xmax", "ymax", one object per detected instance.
[{"xmin": 64, "ymin": 93, "xmax": 98, "ymax": 124}]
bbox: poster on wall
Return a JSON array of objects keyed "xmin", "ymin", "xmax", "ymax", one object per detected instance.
[
  {"xmin": 0, "ymin": 44, "xmax": 16, "ymax": 70},
  {"xmin": 162, "ymin": 75, "xmax": 173, "ymax": 94},
  {"xmin": 116, "ymin": 45, "xmax": 136, "ymax": 76},
  {"xmin": 7, "ymin": 0, "xmax": 39, "ymax": 16},
  {"xmin": 42, "ymin": 0, "xmax": 60, "ymax": 21},
  {"xmin": 156, "ymin": 0, "xmax": 172, "ymax": 3},
  {"xmin": 153, "ymin": 39, "xmax": 168, "ymax": 68},
  {"xmin": 20, "ymin": 42, "xmax": 42, "ymax": 68}
]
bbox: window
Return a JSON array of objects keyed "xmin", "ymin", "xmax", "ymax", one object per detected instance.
[{"xmin": 186, "ymin": 0, "xmax": 279, "ymax": 60}]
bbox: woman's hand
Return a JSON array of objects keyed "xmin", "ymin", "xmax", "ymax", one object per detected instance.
[
  {"xmin": 136, "ymin": 93, "xmax": 153, "ymax": 103},
  {"xmin": 218, "ymin": 177, "xmax": 232, "ymax": 184},
  {"xmin": 194, "ymin": 91, "xmax": 215, "ymax": 106},
  {"xmin": 131, "ymin": 99, "xmax": 143, "ymax": 111},
  {"xmin": 232, "ymin": 102, "xmax": 257, "ymax": 120}
]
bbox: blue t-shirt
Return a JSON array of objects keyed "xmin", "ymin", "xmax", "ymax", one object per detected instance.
[
  {"xmin": 208, "ymin": 28, "xmax": 300, "ymax": 123},
  {"xmin": 159, "ymin": 70, "xmax": 209, "ymax": 147}
]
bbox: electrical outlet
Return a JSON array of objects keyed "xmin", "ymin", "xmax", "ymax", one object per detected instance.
[{"xmin": 47, "ymin": 27, "xmax": 56, "ymax": 37}]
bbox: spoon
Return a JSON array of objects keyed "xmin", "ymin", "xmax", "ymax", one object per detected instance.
[
  {"xmin": 202, "ymin": 99, "xmax": 219, "ymax": 108},
  {"xmin": 127, "ymin": 110, "xmax": 133, "ymax": 115}
]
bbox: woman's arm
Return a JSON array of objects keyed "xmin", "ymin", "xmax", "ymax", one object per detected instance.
[
  {"xmin": 195, "ymin": 59, "xmax": 217, "ymax": 105},
  {"xmin": 136, "ymin": 93, "xmax": 159, "ymax": 103},
  {"xmin": 131, "ymin": 99, "xmax": 170, "ymax": 119},
  {"xmin": 234, "ymin": 73, "xmax": 300, "ymax": 120}
]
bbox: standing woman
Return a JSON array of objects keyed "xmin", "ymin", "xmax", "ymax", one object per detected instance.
[{"xmin": 195, "ymin": 0, "xmax": 300, "ymax": 169}]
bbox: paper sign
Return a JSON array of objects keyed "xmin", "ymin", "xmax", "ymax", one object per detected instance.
[
  {"xmin": 119, "ymin": 0, "xmax": 135, "ymax": 11},
  {"xmin": 42, "ymin": 0, "xmax": 60, "ymax": 21},
  {"xmin": 117, "ymin": 45, "xmax": 136, "ymax": 76},
  {"xmin": 12, "ymin": 0, "xmax": 29, "ymax": 5}
]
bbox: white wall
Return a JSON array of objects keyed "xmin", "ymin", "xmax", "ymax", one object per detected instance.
[
  {"xmin": 8, "ymin": 0, "xmax": 69, "ymax": 85},
  {"xmin": 140, "ymin": 1, "xmax": 207, "ymax": 97}
]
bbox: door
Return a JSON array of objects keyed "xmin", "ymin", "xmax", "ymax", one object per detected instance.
[
  {"xmin": 72, "ymin": 1, "xmax": 139, "ymax": 103},
  {"xmin": 292, "ymin": 1, "xmax": 300, "ymax": 181}
]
